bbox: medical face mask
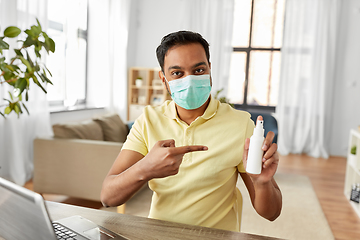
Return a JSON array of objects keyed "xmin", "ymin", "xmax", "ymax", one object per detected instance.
[{"xmin": 165, "ymin": 74, "xmax": 212, "ymax": 110}]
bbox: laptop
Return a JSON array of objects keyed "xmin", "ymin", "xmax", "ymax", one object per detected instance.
[{"xmin": 0, "ymin": 177, "xmax": 128, "ymax": 240}]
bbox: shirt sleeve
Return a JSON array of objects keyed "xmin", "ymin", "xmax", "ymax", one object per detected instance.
[
  {"xmin": 122, "ymin": 114, "xmax": 149, "ymax": 156},
  {"xmin": 237, "ymin": 116, "xmax": 255, "ymax": 173}
]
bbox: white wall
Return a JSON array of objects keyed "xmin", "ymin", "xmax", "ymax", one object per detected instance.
[
  {"xmin": 127, "ymin": 0, "xmax": 187, "ymax": 68},
  {"xmin": 330, "ymin": 0, "xmax": 360, "ymax": 156}
]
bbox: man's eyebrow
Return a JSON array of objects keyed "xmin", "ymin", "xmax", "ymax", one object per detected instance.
[
  {"xmin": 168, "ymin": 65, "xmax": 182, "ymax": 71},
  {"xmin": 167, "ymin": 62, "xmax": 207, "ymax": 72},
  {"xmin": 192, "ymin": 62, "xmax": 207, "ymax": 68}
]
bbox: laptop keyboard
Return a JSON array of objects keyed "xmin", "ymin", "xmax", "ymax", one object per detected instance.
[{"xmin": 53, "ymin": 223, "xmax": 79, "ymax": 240}]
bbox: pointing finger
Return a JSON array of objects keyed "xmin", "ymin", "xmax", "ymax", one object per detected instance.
[{"xmin": 170, "ymin": 145, "xmax": 208, "ymax": 155}]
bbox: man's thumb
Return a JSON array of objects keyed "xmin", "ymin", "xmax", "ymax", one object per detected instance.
[{"xmin": 159, "ymin": 139, "xmax": 176, "ymax": 148}]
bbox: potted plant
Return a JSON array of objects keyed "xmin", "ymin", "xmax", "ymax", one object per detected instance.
[
  {"xmin": 351, "ymin": 146, "xmax": 357, "ymax": 155},
  {"xmin": 349, "ymin": 145, "xmax": 357, "ymax": 167},
  {"xmin": 0, "ymin": 19, "xmax": 55, "ymax": 117},
  {"xmin": 214, "ymin": 88, "xmax": 234, "ymax": 108},
  {"xmin": 135, "ymin": 76, "xmax": 143, "ymax": 87}
]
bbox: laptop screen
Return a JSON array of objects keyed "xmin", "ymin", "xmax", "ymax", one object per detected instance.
[{"xmin": 0, "ymin": 178, "xmax": 56, "ymax": 240}]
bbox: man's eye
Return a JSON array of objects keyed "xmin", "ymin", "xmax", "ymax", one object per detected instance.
[
  {"xmin": 195, "ymin": 69, "xmax": 205, "ymax": 74},
  {"xmin": 172, "ymin": 71, "xmax": 182, "ymax": 76}
]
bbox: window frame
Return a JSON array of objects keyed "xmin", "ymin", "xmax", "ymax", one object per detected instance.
[
  {"xmin": 47, "ymin": 2, "xmax": 89, "ymax": 108},
  {"xmin": 232, "ymin": 0, "xmax": 283, "ymax": 112}
]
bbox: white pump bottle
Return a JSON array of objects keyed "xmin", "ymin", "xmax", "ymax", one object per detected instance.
[{"xmin": 246, "ymin": 117, "xmax": 265, "ymax": 174}]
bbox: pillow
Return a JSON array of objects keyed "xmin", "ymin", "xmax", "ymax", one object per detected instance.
[
  {"xmin": 53, "ymin": 120, "xmax": 104, "ymax": 141},
  {"xmin": 93, "ymin": 114, "xmax": 128, "ymax": 142}
]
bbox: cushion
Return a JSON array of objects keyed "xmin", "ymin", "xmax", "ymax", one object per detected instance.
[
  {"xmin": 53, "ymin": 120, "xmax": 104, "ymax": 141},
  {"xmin": 93, "ymin": 114, "xmax": 128, "ymax": 142}
]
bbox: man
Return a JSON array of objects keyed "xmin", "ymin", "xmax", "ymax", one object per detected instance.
[{"xmin": 101, "ymin": 31, "xmax": 282, "ymax": 232}]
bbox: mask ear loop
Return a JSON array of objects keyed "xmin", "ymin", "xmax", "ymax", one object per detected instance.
[{"xmin": 163, "ymin": 72, "xmax": 172, "ymax": 96}]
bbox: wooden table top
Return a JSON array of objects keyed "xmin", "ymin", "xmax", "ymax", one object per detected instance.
[{"xmin": 46, "ymin": 201, "xmax": 282, "ymax": 240}]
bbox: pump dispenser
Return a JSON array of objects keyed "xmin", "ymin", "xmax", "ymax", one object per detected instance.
[{"xmin": 246, "ymin": 116, "xmax": 265, "ymax": 174}]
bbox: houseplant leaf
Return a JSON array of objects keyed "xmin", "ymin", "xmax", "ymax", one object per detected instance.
[
  {"xmin": 4, "ymin": 106, "xmax": 12, "ymax": 114},
  {"xmin": 36, "ymin": 18, "xmax": 42, "ymax": 30},
  {"xmin": 32, "ymin": 74, "xmax": 47, "ymax": 93},
  {"xmin": 42, "ymin": 32, "xmax": 55, "ymax": 53},
  {"xmin": 38, "ymin": 72, "xmax": 53, "ymax": 85},
  {"xmin": 22, "ymin": 102, "xmax": 29, "ymax": 115},
  {"xmin": 15, "ymin": 78, "xmax": 28, "ymax": 95},
  {"xmin": 14, "ymin": 48, "xmax": 23, "ymax": 57},
  {"xmin": 4, "ymin": 26, "xmax": 21, "ymax": 38},
  {"xmin": 8, "ymin": 91, "xmax": 13, "ymax": 101},
  {"xmin": 8, "ymin": 64, "xmax": 21, "ymax": 73},
  {"xmin": 14, "ymin": 103, "xmax": 21, "ymax": 115},
  {"xmin": 2, "ymin": 69, "xmax": 16, "ymax": 81},
  {"xmin": 0, "ymin": 37, "xmax": 9, "ymax": 50},
  {"xmin": 23, "ymin": 35, "xmax": 37, "ymax": 48},
  {"xmin": 44, "ymin": 66, "xmax": 53, "ymax": 77},
  {"xmin": 1, "ymin": 19, "xmax": 55, "ymax": 117},
  {"xmin": 19, "ymin": 56, "xmax": 33, "ymax": 71},
  {"xmin": 48, "ymin": 38, "xmax": 55, "ymax": 53},
  {"xmin": 26, "ymin": 51, "xmax": 35, "ymax": 69}
]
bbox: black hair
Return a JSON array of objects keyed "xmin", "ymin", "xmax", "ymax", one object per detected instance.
[{"xmin": 156, "ymin": 30, "xmax": 210, "ymax": 72}]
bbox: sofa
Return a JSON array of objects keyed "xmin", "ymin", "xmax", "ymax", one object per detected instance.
[
  {"xmin": 33, "ymin": 114, "xmax": 132, "ymax": 213},
  {"xmin": 233, "ymin": 107, "xmax": 278, "ymax": 143}
]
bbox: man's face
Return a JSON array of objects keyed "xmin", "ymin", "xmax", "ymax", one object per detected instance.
[{"xmin": 159, "ymin": 43, "xmax": 211, "ymax": 91}]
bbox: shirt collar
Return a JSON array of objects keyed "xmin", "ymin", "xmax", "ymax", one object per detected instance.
[
  {"xmin": 163, "ymin": 100, "xmax": 177, "ymax": 120},
  {"xmin": 163, "ymin": 95, "xmax": 219, "ymax": 121},
  {"xmin": 201, "ymin": 95, "xmax": 218, "ymax": 120}
]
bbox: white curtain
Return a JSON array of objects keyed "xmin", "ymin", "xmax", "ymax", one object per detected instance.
[
  {"xmin": 0, "ymin": 0, "xmax": 52, "ymax": 185},
  {"xmin": 108, "ymin": 0, "xmax": 131, "ymax": 121},
  {"xmin": 181, "ymin": 0, "xmax": 234, "ymax": 95},
  {"xmin": 87, "ymin": 0, "xmax": 131, "ymax": 122},
  {"xmin": 276, "ymin": 0, "xmax": 340, "ymax": 158}
]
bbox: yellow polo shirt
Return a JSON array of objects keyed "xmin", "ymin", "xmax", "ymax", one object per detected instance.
[{"xmin": 122, "ymin": 96, "xmax": 255, "ymax": 231}]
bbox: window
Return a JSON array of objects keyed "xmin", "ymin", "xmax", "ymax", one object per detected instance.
[
  {"xmin": 228, "ymin": 0, "xmax": 286, "ymax": 110},
  {"xmin": 46, "ymin": 0, "xmax": 88, "ymax": 107}
]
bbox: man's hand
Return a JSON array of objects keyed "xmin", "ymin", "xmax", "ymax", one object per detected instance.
[
  {"xmin": 140, "ymin": 139, "xmax": 208, "ymax": 180},
  {"xmin": 241, "ymin": 118, "xmax": 282, "ymax": 221},
  {"xmin": 243, "ymin": 123, "xmax": 279, "ymax": 184}
]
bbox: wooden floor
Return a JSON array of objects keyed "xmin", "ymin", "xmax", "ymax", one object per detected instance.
[
  {"xmin": 25, "ymin": 154, "xmax": 360, "ymax": 240},
  {"xmin": 277, "ymin": 154, "xmax": 360, "ymax": 240}
]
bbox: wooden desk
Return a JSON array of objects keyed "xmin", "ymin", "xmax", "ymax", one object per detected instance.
[{"xmin": 46, "ymin": 201, "xmax": 281, "ymax": 240}]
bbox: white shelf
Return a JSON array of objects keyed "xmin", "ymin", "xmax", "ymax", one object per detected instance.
[
  {"xmin": 351, "ymin": 129, "xmax": 360, "ymax": 139},
  {"xmin": 344, "ymin": 129, "xmax": 360, "ymax": 218},
  {"xmin": 127, "ymin": 67, "xmax": 170, "ymax": 121}
]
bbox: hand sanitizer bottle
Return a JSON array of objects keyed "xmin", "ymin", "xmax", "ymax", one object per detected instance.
[{"xmin": 246, "ymin": 116, "xmax": 265, "ymax": 174}]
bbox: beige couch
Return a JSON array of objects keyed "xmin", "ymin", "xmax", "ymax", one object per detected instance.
[{"xmin": 33, "ymin": 114, "xmax": 130, "ymax": 213}]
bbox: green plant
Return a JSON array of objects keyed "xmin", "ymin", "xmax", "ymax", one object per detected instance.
[
  {"xmin": 351, "ymin": 146, "xmax": 357, "ymax": 155},
  {"xmin": 214, "ymin": 88, "xmax": 234, "ymax": 108},
  {"xmin": 0, "ymin": 19, "xmax": 55, "ymax": 117}
]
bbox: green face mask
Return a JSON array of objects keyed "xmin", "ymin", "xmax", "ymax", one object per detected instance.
[{"xmin": 166, "ymin": 74, "xmax": 212, "ymax": 110}]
